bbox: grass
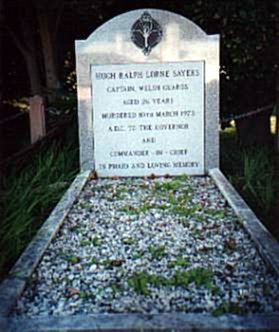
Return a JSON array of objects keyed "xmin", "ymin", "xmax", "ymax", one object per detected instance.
[
  {"xmin": 80, "ymin": 237, "xmax": 102, "ymax": 247},
  {"xmin": 212, "ymin": 302, "xmax": 246, "ymax": 316},
  {"xmin": 167, "ymin": 255, "xmax": 189, "ymax": 268},
  {"xmin": 148, "ymin": 245, "xmax": 166, "ymax": 259},
  {"xmin": 127, "ymin": 267, "xmax": 214, "ymax": 295},
  {"xmin": 59, "ymin": 252, "xmax": 80, "ymax": 264},
  {"xmin": 220, "ymin": 125, "xmax": 279, "ymax": 239},
  {"xmin": 0, "ymin": 140, "xmax": 79, "ymax": 280},
  {"xmin": 154, "ymin": 179, "xmax": 182, "ymax": 192}
]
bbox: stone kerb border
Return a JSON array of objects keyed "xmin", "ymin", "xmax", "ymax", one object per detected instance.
[
  {"xmin": 209, "ymin": 168, "xmax": 279, "ymax": 276},
  {"xmin": 1, "ymin": 312, "xmax": 279, "ymax": 331},
  {"xmin": 0, "ymin": 171, "xmax": 90, "ymax": 318},
  {"xmin": 0, "ymin": 169, "xmax": 278, "ymax": 330},
  {"xmin": 75, "ymin": 9, "xmax": 220, "ymax": 174}
]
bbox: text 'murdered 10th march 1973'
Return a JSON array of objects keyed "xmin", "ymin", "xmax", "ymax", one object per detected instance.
[{"xmin": 91, "ymin": 61, "xmax": 205, "ymax": 177}]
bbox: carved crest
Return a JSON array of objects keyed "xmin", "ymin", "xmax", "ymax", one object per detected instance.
[{"xmin": 131, "ymin": 12, "xmax": 163, "ymax": 56}]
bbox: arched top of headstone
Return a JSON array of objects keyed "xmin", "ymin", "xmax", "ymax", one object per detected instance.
[
  {"xmin": 86, "ymin": 9, "xmax": 208, "ymax": 41},
  {"xmin": 76, "ymin": 9, "xmax": 217, "ymax": 63},
  {"xmin": 75, "ymin": 8, "xmax": 219, "ymax": 175}
]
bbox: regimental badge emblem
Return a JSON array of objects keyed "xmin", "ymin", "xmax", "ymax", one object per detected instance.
[{"xmin": 131, "ymin": 12, "xmax": 163, "ymax": 56}]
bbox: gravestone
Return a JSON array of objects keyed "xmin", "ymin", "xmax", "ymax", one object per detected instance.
[
  {"xmin": 0, "ymin": 10, "xmax": 279, "ymax": 331},
  {"xmin": 76, "ymin": 9, "xmax": 219, "ymax": 176}
]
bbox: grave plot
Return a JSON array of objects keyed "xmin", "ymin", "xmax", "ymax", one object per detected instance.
[
  {"xmin": 0, "ymin": 169, "xmax": 277, "ymax": 331},
  {"xmin": 0, "ymin": 9, "xmax": 278, "ymax": 331},
  {"xmin": 14, "ymin": 175, "xmax": 278, "ymax": 316}
]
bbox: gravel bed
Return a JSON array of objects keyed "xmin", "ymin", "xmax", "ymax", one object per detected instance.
[{"xmin": 15, "ymin": 175, "xmax": 279, "ymax": 316}]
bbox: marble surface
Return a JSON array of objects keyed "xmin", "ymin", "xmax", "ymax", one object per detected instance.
[
  {"xmin": 75, "ymin": 9, "xmax": 219, "ymax": 174},
  {"xmin": 91, "ymin": 62, "xmax": 205, "ymax": 176},
  {"xmin": 1, "ymin": 313, "xmax": 279, "ymax": 331}
]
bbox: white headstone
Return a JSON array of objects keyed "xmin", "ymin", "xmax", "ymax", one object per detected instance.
[{"xmin": 75, "ymin": 9, "xmax": 219, "ymax": 176}]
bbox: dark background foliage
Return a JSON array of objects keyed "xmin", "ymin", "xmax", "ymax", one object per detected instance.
[
  {"xmin": 1, "ymin": 0, "xmax": 277, "ymax": 154},
  {"xmin": 2, "ymin": 0, "xmax": 278, "ymax": 108}
]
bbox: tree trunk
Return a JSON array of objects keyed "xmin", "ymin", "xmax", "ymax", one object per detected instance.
[
  {"xmin": 8, "ymin": 1, "xmax": 43, "ymax": 96},
  {"xmin": 25, "ymin": 52, "xmax": 43, "ymax": 95},
  {"xmin": 36, "ymin": 2, "xmax": 60, "ymax": 103}
]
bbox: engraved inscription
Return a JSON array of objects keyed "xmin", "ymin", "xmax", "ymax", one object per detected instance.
[{"xmin": 91, "ymin": 62, "xmax": 205, "ymax": 177}]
